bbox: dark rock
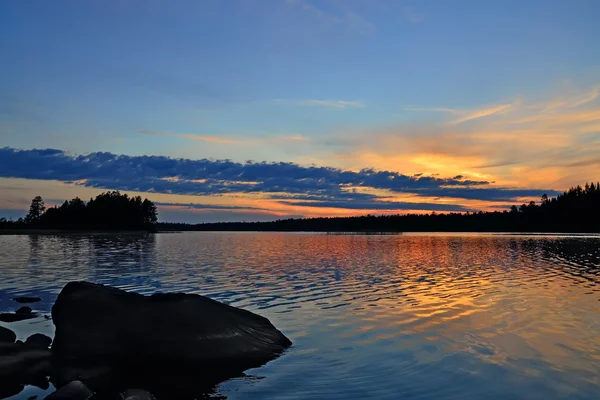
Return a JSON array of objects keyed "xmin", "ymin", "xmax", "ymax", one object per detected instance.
[
  {"xmin": 0, "ymin": 325, "xmax": 16, "ymax": 343},
  {"xmin": 27, "ymin": 360, "xmax": 53, "ymax": 378},
  {"xmin": 17, "ymin": 306, "xmax": 33, "ymax": 314},
  {"xmin": 0, "ymin": 349, "xmax": 52, "ymax": 377},
  {"xmin": 25, "ymin": 333, "xmax": 52, "ymax": 349},
  {"xmin": 0, "ymin": 383, "xmax": 23, "ymax": 400},
  {"xmin": 16, "ymin": 340, "xmax": 24, "ymax": 345},
  {"xmin": 0, "ymin": 312, "xmax": 37, "ymax": 323},
  {"xmin": 0, "ymin": 342, "xmax": 22, "ymax": 355},
  {"xmin": 45, "ymin": 380, "xmax": 93, "ymax": 400},
  {"xmin": 121, "ymin": 389, "xmax": 154, "ymax": 400},
  {"xmin": 28, "ymin": 395, "xmax": 38, "ymax": 400},
  {"xmin": 50, "ymin": 365, "xmax": 113, "ymax": 392},
  {"xmin": 14, "ymin": 296, "xmax": 42, "ymax": 304},
  {"xmin": 0, "ymin": 354, "xmax": 27, "ymax": 377},
  {"xmin": 52, "ymin": 281, "xmax": 292, "ymax": 370},
  {"xmin": 29, "ymin": 375, "xmax": 51, "ymax": 391}
]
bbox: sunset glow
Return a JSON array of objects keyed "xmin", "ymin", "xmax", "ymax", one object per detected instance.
[{"xmin": 1, "ymin": 1, "xmax": 599, "ymax": 222}]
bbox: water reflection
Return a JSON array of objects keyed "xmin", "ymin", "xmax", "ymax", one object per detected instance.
[{"xmin": 0, "ymin": 233, "xmax": 599, "ymax": 399}]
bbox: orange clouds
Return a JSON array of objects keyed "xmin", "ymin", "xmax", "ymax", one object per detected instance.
[{"xmin": 331, "ymin": 84, "xmax": 600, "ymax": 191}]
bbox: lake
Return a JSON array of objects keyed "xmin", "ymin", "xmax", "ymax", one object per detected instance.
[{"xmin": 1, "ymin": 232, "xmax": 600, "ymax": 399}]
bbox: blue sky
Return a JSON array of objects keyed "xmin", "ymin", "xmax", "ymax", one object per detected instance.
[{"xmin": 1, "ymin": 0, "xmax": 600, "ymax": 222}]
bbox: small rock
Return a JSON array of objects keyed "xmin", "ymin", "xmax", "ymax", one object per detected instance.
[
  {"xmin": 51, "ymin": 365, "xmax": 112, "ymax": 392},
  {"xmin": 17, "ymin": 306, "xmax": 33, "ymax": 314},
  {"xmin": 28, "ymin": 395, "xmax": 38, "ymax": 400},
  {"xmin": 14, "ymin": 296, "xmax": 42, "ymax": 304},
  {"xmin": 0, "ymin": 354, "xmax": 27, "ymax": 377},
  {"xmin": 25, "ymin": 333, "xmax": 52, "ymax": 349},
  {"xmin": 29, "ymin": 375, "xmax": 51, "ymax": 391},
  {"xmin": 0, "ymin": 383, "xmax": 24, "ymax": 399},
  {"xmin": 121, "ymin": 389, "xmax": 154, "ymax": 400},
  {"xmin": 0, "ymin": 325, "xmax": 16, "ymax": 343},
  {"xmin": 45, "ymin": 380, "xmax": 93, "ymax": 400},
  {"xmin": 20, "ymin": 349, "xmax": 52, "ymax": 364},
  {"xmin": 0, "ymin": 312, "xmax": 37, "ymax": 323},
  {"xmin": 27, "ymin": 360, "xmax": 53, "ymax": 378},
  {"xmin": 0, "ymin": 349, "xmax": 52, "ymax": 378},
  {"xmin": 0, "ymin": 342, "xmax": 22, "ymax": 355}
]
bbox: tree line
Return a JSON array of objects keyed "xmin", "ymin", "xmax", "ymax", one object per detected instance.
[
  {"xmin": 0, "ymin": 191, "xmax": 158, "ymax": 231},
  {"xmin": 158, "ymin": 182, "xmax": 600, "ymax": 233}
]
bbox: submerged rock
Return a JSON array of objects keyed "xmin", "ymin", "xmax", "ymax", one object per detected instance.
[
  {"xmin": 17, "ymin": 306, "xmax": 33, "ymax": 315},
  {"xmin": 50, "ymin": 364, "xmax": 113, "ymax": 392},
  {"xmin": 0, "ymin": 312, "xmax": 37, "ymax": 323},
  {"xmin": 0, "ymin": 383, "xmax": 24, "ymax": 400},
  {"xmin": 0, "ymin": 348, "xmax": 52, "ymax": 391},
  {"xmin": 0, "ymin": 342, "xmax": 22, "ymax": 355},
  {"xmin": 45, "ymin": 380, "xmax": 93, "ymax": 400},
  {"xmin": 121, "ymin": 389, "xmax": 154, "ymax": 400},
  {"xmin": 25, "ymin": 333, "xmax": 52, "ymax": 350},
  {"xmin": 0, "ymin": 325, "xmax": 16, "ymax": 343},
  {"xmin": 52, "ymin": 281, "xmax": 291, "ymax": 368},
  {"xmin": 14, "ymin": 296, "xmax": 42, "ymax": 304}
]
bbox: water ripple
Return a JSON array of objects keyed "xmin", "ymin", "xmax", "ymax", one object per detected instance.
[{"xmin": 1, "ymin": 232, "xmax": 600, "ymax": 399}]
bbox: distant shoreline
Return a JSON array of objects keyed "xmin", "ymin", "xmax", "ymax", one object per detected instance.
[{"xmin": 0, "ymin": 229, "xmax": 154, "ymax": 235}]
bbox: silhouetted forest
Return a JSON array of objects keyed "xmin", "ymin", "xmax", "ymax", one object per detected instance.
[
  {"xmin": 158, "ymin": 183, "xmax": 600, "ymax": 233},
  {"xmin": 0, "ymin": 191, "xmax": 158, "ymax": 231}
]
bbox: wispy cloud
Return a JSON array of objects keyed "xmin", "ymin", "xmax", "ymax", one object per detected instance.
[
  {"xmin": 449, "ymin": 104, "xmax": 513, "ymax": 124},
  {"xmin": 274, "ymin": 99, "xmax": 365, "ymax": 109},
  {"xmin": 137, "ymin": 130, "xmax": 239, "ymax": 144},
  {"xmin": 138, "ymin": 129, "xmax": 160, "ymax": 136},
  {"xmin": 339, "ymin": 84, "xmax": 600, "ymax": 189},
  {"xmin": 178, "ymin": 134, "xmax": 239, "ymax": 144},
  {"xmin": 404, "ymin": 103, "xmax": 513, "ymax": 124},
  {"xmin": 285, "ymin": 0, "xmax": 375, "ymax": 35},
  {"xmin": 302, "ymin": 99, "xmax": 365, "ymax": 109},
  {"xmin": 539, "ymin": 85, "xmax": 600, "ymax": 112},
  {"xmin": 139, "ymin": 129, "xmax": 311, "ymax": 146}
]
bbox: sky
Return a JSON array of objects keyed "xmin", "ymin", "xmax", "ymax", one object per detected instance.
[{"xmin": 1, "ymin": 0, "xmax": 600, "ymax": 223}]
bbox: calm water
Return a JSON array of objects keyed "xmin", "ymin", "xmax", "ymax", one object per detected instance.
[{"xmin": 1, "ymin": 232, "xmax": 600, "ymax": 399}]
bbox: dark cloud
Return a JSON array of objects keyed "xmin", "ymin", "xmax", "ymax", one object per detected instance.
[
  {"xmin": 412, "ymin": 187, "xmax": 558, "ymax": 202},
  {"xmin": 155, "ymin": 202, "xmax": 267, "ymax": 211},
  {"xmin": 278, "ymin": 200, "xmax": 468, "ymax": 212},
  {"xmin": 0, "ymin": 148, "xmax": 557, "ymax": 209}
]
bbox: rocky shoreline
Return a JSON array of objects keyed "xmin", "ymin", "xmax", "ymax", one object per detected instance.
[{"xmin": 0, "ymin": 282, "xmax": 292, "ymax": 399}]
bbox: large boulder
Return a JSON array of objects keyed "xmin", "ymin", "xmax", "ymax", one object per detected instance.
[
  {"xmin": 51, "ymin": 282, "xmax": 291, "ymax": 373},
  {"xmin": 45, "ymin": 380, "xmax": 93, "ymax": 400},
  {"xmin": 0, "ymin": 325, "xmax": 16, "ymax": 343}
]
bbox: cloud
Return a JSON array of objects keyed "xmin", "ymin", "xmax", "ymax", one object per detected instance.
[
  {"xmin": 285, "ymin": 0, "xmax": 374, "ymax": 35},
  {"xmin": 155, "ymin": 202, "xmax": 266, "ymax": 211},
  {"xmin": 138, "ymin": 130, "xmax": 239, "ymax": 144},
  {"xmin": 0, "ymin": 147, "xmax": 553, "ymax": 212},
  {"xmin": 302, "ymin": 99, "xmax": 365, "ymax": 109},
  {"xmin": 347, "ymin": 84, "xmax": 600, "ymax": 189},
  {"xmin": 404, "ymin": 103, "xmax": 513, "ymax": 124},
  {"xmin": 274, "ymin": 99, "xmax": 365, "ymax": 109},
  {"xmin": 279, "ymin": 199, "xmax": 468, "ymax": 212},
  {"xmin": 449, "ymin": 104, "xmax": 512, "ymax": 124},
  {"xmin": 178, "ymin": 134, "xmax": 239, "ymax": 144}
]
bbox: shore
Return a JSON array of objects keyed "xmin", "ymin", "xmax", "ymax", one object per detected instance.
[{"xmin": 0, "ymin": 229, "xmax": 155, "ymax": 235}]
